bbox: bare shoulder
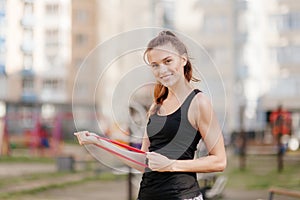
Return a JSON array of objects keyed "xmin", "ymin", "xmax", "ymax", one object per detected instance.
[
  {"xmin": 188, "ymin": 92, "xmax": 213, "ymax": 128},
  {"xmin": 191, "ymin": 92, "xmax": 213, "ymax": 112}
]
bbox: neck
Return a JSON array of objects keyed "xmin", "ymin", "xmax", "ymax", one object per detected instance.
[{"xmin": 167, "ymin": 79, "xmax": 193, "ymax": 101}]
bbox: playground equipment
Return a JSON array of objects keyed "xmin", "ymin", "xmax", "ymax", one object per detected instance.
[{"xmin": 0, "ymin": 112, "xmax": 79, "ymax": 157}]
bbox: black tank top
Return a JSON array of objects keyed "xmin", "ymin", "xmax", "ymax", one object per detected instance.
[{"xmin": 138, "ymin": 89, "xmax": 202, "ymax": 200}]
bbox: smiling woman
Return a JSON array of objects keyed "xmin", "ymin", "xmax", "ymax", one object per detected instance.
[{"xmin": 135, "ymin": 30, "xmax": 227, "ymax": 200}]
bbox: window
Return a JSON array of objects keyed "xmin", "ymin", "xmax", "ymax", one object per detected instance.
[
  {"xmin": 24, "ymin": 29, "xmax": 33, "ymax": 41},
  {"xmin": 0, "ymin": 36, "xmax": 5, "ymax": 53},
  {"xmin": 45, "ymin": 29, "xmax": 59, "ymax": 47},
  {"xmin": 271, "ymin": 77, "xmax": 298, "ymax": 97},
  {"xmin": 0, "ymin": 0, "xmax": 6, "ymax": 11},
  {"xmin": 43, "ymin": 79, "xmax": 60, "ymax": 90},
  {"xmin": 75, "ymin": 34, "xmax": 87, "ymax": 46},
  {"xmin": 276, "ymin": 45, "xmax": 300, "ymax": 65},
  {"xmin": 75, "ymin": 10, "xmax": 88, "ymax": 23},
  {"xmin": 288, "ymin": 13, "xmax": 300, "ymax": 30},
  {"xmin": 45, "ymin": 4, "xmax": 59, "ymax": 15},
  {"xmin": 24, "ymin": 3, "xmax": 34, "ymax": 15},
  {"xmin": 274, "ymin": 12, "xmax": 300, "ymax": 31},
  {"xmin": 45, "ymin": 29, "xmax": 58, "ymax": 38},
  {"xmin": 22, "ymin": 78, "xmax": 34, "ymax": 92}
]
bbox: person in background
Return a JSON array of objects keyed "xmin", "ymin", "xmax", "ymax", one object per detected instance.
[
  {"xmin": 38, "ymin": 124, "xmax": 50, "ymax": 156},
  {"xmin": 269, "ymin": 105, "xmax": 291, "ymax": 172}
]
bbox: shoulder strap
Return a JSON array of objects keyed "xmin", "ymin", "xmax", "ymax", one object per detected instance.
[{"xmin": 181, "ymin": 89, "xmax": 201, "ymax": 118}]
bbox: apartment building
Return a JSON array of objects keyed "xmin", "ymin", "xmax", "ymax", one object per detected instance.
[
  {"xmin": 5, "ymin": 0, "xmax": 71, "ymax": 104},
  {"xmin": 0, "ymin": 0, "xmax": 6, "ymax": 103},
  {"xmin": 70, "ymin": 0, "xmax": 99, "ymax": 132},
  {"xmin": 1, "ymin": 0, "xmax": 101, "ymax": 139},
  {"xmin": 173, "ymin": 0, "xmax": 236, "ymax": 135},
  {"xmin": 261, "ymin": 0, "xmax": 300, "ymax": 109},
  {"xmin": 262, "ymin": 0, "xmax": 300, "ymax": 138},
  {"xmin": 95, "ymin": 0, "xmax": 155, "ymax": 132},
  {"xmin": 2, "ymin": 0, "xmax": 299, "ymax": 139},
  {"xmin": 175, "ymin": 0, "xmax": 300, "ymax": 136}
]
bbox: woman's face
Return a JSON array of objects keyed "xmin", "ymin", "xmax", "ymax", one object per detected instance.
[{"xmin": 147, "ymin": 43, "xmax": 187, "ymax": 87}]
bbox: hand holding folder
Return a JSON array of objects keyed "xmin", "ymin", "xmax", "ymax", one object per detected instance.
[{"xmin": 74, "ymin": 131, "xmax": 147, "ymax": 172}]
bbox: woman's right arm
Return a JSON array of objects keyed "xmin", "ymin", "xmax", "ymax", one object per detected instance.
[{"xmin": 141, "ymin": 131, "xmax": 150, "ymax": 152}]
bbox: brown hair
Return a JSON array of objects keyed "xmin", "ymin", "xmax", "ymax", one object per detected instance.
[{"xmin": 144, "ymin": 30, "xmax": 199, "ymax": 114}]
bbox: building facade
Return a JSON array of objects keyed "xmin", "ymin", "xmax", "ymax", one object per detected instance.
[
  {"xmin": 178, "ymin": 0, "xmax": 300, "ymax": 140},
  {"xmin": 3, "ymin": 0, "xmax": 74, "ymax": 139},
  {"xmin": 1, "ymin": 0, "xmax": 300, "ymax": 143}
]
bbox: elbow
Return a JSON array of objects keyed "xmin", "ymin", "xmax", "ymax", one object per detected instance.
[{"xmin": 215, "ymin": 157, "xmax": 227, "ymax": 172}]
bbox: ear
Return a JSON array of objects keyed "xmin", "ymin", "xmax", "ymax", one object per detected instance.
[{"xmin": 181, "ymin": 53, "xmax": 188, "ymax": 67}]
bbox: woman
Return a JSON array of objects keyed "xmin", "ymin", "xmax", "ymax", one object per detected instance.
[
  {"xmin": 75, "ymin": 30, "xmax": 226, "ymax": 200},
  {"xmin": 137, "ymin": 30, "xmax": 226, "ymax": 200}
]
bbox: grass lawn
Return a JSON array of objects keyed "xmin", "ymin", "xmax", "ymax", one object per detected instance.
[{"xmin": 224, "ymin": 149, "xmax": 300, "ymax": 191}]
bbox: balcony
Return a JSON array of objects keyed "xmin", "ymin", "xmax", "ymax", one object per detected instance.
[
  {"xmin": 0, "ymin": 64, "xmax": 5, "ymax": 75},
  {"xmin": 21, "ymin": 68, "xmax": 34, "ymax": 77},
  {"xmin": 20, "ymin": 41, "xmax": 34, "ymax": 54},
  {"xmin": 21, "ymin": 69, "xmax": 37, "ymax": 103},
  {"xmin": 0, "ymin": 67, "xmax": 6, "ymax": 100},
  {"xmin": 21, "ymin": 92, "xmax": 37, "ymax": 103},
  {"xmin": 20, "ymin": 15, "xmax": 35, "ymax": 29},
  {"xmin": 0, "ymin": 10, "xmax": 5, "ymax": 18},
  {"xmin": 236, "ymin": 0, "xmax": 249, "ymax": 11},
  {"xmin": 22, "ymin": 0, "xmax": 35, "ymax": 3}
]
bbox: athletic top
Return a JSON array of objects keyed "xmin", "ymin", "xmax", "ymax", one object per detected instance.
[{"xmin": 138, "ymin": 89, "xmax": 202, "ymax": 200}]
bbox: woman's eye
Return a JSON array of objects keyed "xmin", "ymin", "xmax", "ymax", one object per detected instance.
[
  {"xmin": 165, "ymin": 59, "xmax": 172, "ymax": 64},
  {"xmin": 151, "ymin": 64, "xmax": 159, "ymax": 68}
]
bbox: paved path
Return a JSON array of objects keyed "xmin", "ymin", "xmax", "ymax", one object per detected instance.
[
  {"xmin": 4, "ymin": 179, "xmax": 279, "ymax": 200},
  {"xmin": 0, "ymin": 163, "xmax": 56, "ymax": 177},
  {"xmin": 15, "ymin": 181, "xmax": 298, "ymax": 200},
  {"xmin": 9, "ymin": 179, "xmax": 129, "ymax": 200}
]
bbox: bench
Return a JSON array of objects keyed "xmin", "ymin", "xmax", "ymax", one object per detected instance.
[
  {"xmin": 205, "ymin": 175, "xmax": 228, "ymax": 199},
  {"xmin": 269, "ymin": 187, "xmax": 300, "ymax": 200}
]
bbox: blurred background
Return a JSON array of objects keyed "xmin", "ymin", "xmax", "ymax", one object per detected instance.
[{"xmin": 0, "ymin": 0, "xmax": 300, "ymax": 200}]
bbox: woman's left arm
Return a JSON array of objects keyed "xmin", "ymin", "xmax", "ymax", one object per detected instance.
[{"xmin": 147, "ymin": 93, "xmax": 227, "ymax": 172}]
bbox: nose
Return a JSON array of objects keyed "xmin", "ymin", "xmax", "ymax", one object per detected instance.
[{"xmin": 158, "ymin": 64, "xmax": 168, "ymax": 74}]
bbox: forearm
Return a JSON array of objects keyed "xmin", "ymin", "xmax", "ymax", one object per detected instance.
[{"xmin": 171, "ymin": 155, "xmax": 226, "ymax": 173}]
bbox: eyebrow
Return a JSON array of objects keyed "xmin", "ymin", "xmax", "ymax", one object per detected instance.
[{"xmin": 150, "ymin": 56, "xmax": 172, "ymax": 65}]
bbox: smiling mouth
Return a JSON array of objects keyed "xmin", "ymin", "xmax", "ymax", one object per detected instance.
[{"xmin": 160, "ymin": 74, "xmax": 172, "ymax": 79}]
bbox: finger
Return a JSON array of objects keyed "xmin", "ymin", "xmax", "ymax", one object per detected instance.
[
  {"xmin": 74, "ymin": 131, "xmax": 90, "ymax": 145},
  {"xmin": 74, "ymin": 131, "xmax": 86, "ymax": 135},
  {"xmin": 146, "ymin": 152, "xmax": 158, "ymax": 158},
  {"xmin": 146, "ymin": 152, "xmax": 152, "ymax": 159}
]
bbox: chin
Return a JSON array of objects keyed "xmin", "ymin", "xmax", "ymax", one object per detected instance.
[{"xmin": 161, "ymin": 81, "xmax": 176, "ymax": 88}]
